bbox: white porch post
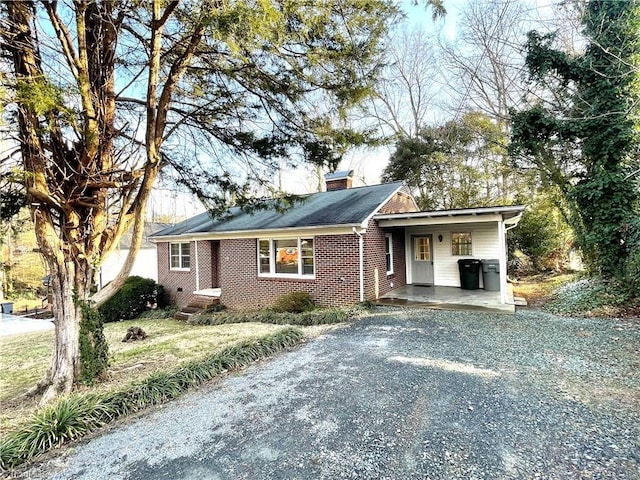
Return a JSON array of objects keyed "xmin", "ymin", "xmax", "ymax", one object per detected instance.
[
  {"xmin": 497, "ymin": 220, "xmax": 508, "ymax": 304},
  {"xmin": 353, "ymin": 228, "xmax": 365, "ymax": 302},
  {"xmin": 194, "ymin": 240, "xmax": 200, "ymax": 292}
]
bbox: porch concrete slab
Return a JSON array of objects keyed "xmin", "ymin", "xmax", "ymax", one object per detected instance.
[{"xmin": 377, "ymin": 285, "xmax": 515, "ymax": 313}]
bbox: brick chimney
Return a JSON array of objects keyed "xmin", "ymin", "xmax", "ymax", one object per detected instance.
[{"xmin": 324, "ymin": 170, "xmax": 354, "ymax": 191}]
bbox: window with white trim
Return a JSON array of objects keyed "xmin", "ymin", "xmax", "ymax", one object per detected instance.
[
  {"xmin": 257, "ymin": 238, "xmax": 314, "ymax": 276},
  {"xmin": 169, "ymin": 242, "xmax": 191, "ymax": 269},
  {"xmin": 385, "ymin": 233, "xmax": 393, "ymax": 274},
  {"xmin": 452, "ymin": 232, "xmax": 472, "ymax": 256}
]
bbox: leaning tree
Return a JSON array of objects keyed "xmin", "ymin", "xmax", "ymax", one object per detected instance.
[{"xmin": 1, "ymin": 0, "xmax": 402, "ymax": 402}]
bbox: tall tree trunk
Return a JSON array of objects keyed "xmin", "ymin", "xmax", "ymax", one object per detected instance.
[{"xmin": 39, "ymin": 259, "xmax": 87, "ymax": 403}]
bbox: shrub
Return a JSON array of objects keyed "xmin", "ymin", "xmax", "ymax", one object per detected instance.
[
  {"xmin": 136, "ymin": 306, "xmax": 178, "ymax": 320},
  {"xmin": 621, "ymin": 218, "xmax": 640, "ymax": 298},
  {"xmin": 98, "ymin": 276, "xmax": 168, "ymax": 323},
  {"xmin": 271, "ymin": 291, "xmax": 315, "ymax": 313},
  {"xmin": 201, "ymin": 302, "xmax": 226, "ymax": 314},
  {"xmin": 508, "ymin": 194, "xmax": 573, "ymax": 275}
]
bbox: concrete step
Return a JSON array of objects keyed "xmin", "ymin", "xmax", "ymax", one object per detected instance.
[
  {"xmin": 514, "ymin": 296, "xmax": 528, "ymax": 306},
  {"xmin": 174, "ymin": 294, "xmax": 221, "ymax": 321},
  {"xmin": 174, "ymin": 312, "xmax": 192, "ymax": 321}
]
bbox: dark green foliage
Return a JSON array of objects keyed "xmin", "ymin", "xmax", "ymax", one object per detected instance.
[
  {"xmin": 508, "ymin": 194, "xmax": 573, "ymax": 273},
  {"xmin": 0, "ymin": 186, "xmax": 27, "ymax": 221},
  {"xmin": 271, "ymin": 291, "xmax": 315, "ymax": 313},
  {"xmin": 78, "ymin": 302, "xmax": 109, "ymax": 385},
  {"xmin": 98, "ymin": 276, "xmax": 168, "ymax": 323},
  {"xmin": 0, "ymin": 328, "xmax": 304, "ymax": 469},
  {"xmin": 383, "ymin": 112, "xmax": 517, "ymax": 210},
  {"xmin": 622, "ymin": 218, "xmax": 640, "ymax": 298},
  {"xmin": 188, "ymin": 305, "xmax": 366, "ymax": 327},
  {"xmin": 201, "ymin": 303, "xmax": 226, "ymax": 314},
  {"xmin": 510, "ymin": 1, "xmax": 640, "ymax": 279}
]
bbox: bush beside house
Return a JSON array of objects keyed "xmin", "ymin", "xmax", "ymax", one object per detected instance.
[{"xmin": 98, "ymin": 276, "xmax": 168, "ymax": 323}]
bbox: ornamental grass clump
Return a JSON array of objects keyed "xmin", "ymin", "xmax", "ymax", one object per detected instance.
[
  {"xmin": 189, "ymin": 304, "xmax": 366, "ymax": 327},
  {"xmin": 0, "ymin": 394, "xmax": 110, "ymax": 469},
  {"xmin": 0, "ymin": 327, "xmax": 304, "ymax": 470}
]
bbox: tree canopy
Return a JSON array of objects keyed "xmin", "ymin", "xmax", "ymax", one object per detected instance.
[{"xmin": 382, "ymin": 112, "xmax": 516, "ymax": 210}]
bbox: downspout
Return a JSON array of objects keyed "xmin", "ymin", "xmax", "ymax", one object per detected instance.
[
  {"xmin": 194, "ymin": 240, "xmax": 200, "ymax": 292},
  {"xmin": 353, "ymin": 227, "xmax": 364, "ymax": 302}
]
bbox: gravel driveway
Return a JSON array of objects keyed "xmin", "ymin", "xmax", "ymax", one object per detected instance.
[{"xmin": 20, "ymin": 308, "xmax": 640, "ymax": 480}]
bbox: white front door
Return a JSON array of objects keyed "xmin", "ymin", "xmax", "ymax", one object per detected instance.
[{"xmin": 411, "ymin": 235, "xmax": 434, "ymax": 285}]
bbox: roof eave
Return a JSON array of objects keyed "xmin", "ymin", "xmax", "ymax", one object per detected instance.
[
  {"xmin": 149, "ymin": 222, "xmax": 365, "ymax": 243},
  {"xmin": 374, "ymin": 205, "xmax": 526, "ymax": 221}
]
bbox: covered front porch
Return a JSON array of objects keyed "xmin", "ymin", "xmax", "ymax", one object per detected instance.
[
  {"xmin": 375, "ymin": 205, "xmax": 525, "ymax": 309},
  {"xmin": 377, "ymin": 284, "xmax": 520, "ymax": 313}
]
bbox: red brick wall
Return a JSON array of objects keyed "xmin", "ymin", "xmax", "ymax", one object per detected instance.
[
  {"xmin": 218, "ymin": 236, "xmax": 361, "ymax": 310},
  {"xmin": 158, "ymin": 229, "xmax": 407, "ymax": 309},
  {"xmin": 157, "ymin": 240, "xmax": 217, "ymax": 306},
  {"xmin": 210, "ymin": 240, "xmax": 220, "ymax": 287},
  {"xmin": 377, "ymin": 190, "xmax": 419, "ymax": 214},
  {"xmin": 326, "ymin": 178, "xmax": 353, "ymax": 190},
  {"xmin": 363, "ymin": 220, "xmax": 407, "ymax": 300},
  {"xmin": 157, "ymin": 242, "xmax": 195, "ymax": 307}
]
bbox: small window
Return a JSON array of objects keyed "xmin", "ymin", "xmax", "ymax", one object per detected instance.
[
  {"xmin": 385, "ymin": 234, "xmax": 393, "ymax": 274},
  {"xmin": 170, "ymin": 242, "xmax": 191, "ymax": 269},
  {"xmin": 301, "ymin": 238, "xmax": 314, "ymax": 275},
  {"xmin": 258, "ymin": 239, "xmax": 270, "ymax": 274},
  {"xmin": 452, "ymin": 233, "xmax": 472, "ymax": 256},
  {"xmin": 414, "ymin": 237, "xmax": 431, "ymax": 261}
]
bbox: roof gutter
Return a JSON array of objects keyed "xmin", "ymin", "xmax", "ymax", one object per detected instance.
[
  {"xmin": 504, "ymin": 209, "xmax": 524, "ymax": 231},
  {"xmin": 375, "ymin": 205, "xmax": 526, "ymax": 221},
  {"xmin": 149, "ymin": 223, "xmax": 364, "ymax": 244}
]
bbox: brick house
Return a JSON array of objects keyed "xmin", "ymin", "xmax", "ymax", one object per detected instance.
[{"xmin": 151, "ymin": 172, "xmax": 524, "ymax": 310}]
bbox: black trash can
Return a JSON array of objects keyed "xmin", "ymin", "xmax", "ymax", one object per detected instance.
[
  {"xmin": 457, "ymin": 259, "xmax": 481, "ymax": 290},
  {"xmin": 481, "ymin": 259, "xmax": 500, "ymax": 291}
]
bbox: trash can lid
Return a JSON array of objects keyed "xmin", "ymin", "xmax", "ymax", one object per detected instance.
[{"xmin": 457, "ymin": 258, "xmax": 481, "ymax": 264}]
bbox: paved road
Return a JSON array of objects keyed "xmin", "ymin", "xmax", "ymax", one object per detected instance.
[{"xmin": 22, "ymin": 308, "xmax": 640, "ymax": 480}]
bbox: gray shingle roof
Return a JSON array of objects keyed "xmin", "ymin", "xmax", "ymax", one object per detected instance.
[{"xmin": 152, "ymin": 182, "xmax": 403, "ymax": 237}]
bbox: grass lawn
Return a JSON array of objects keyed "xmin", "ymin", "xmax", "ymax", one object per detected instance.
[
  {"xmin": 512, "ymin": 272, "xmax": 578, "ymax": 307},
  {"xmin": 0, "ymin": 318, "xmax": 325, "ymax": 434}
]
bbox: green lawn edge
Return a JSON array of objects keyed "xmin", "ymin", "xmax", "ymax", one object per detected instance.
[{"xmin": 0, "ymin": 327, "xmax": 304, "ymax": 470}]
